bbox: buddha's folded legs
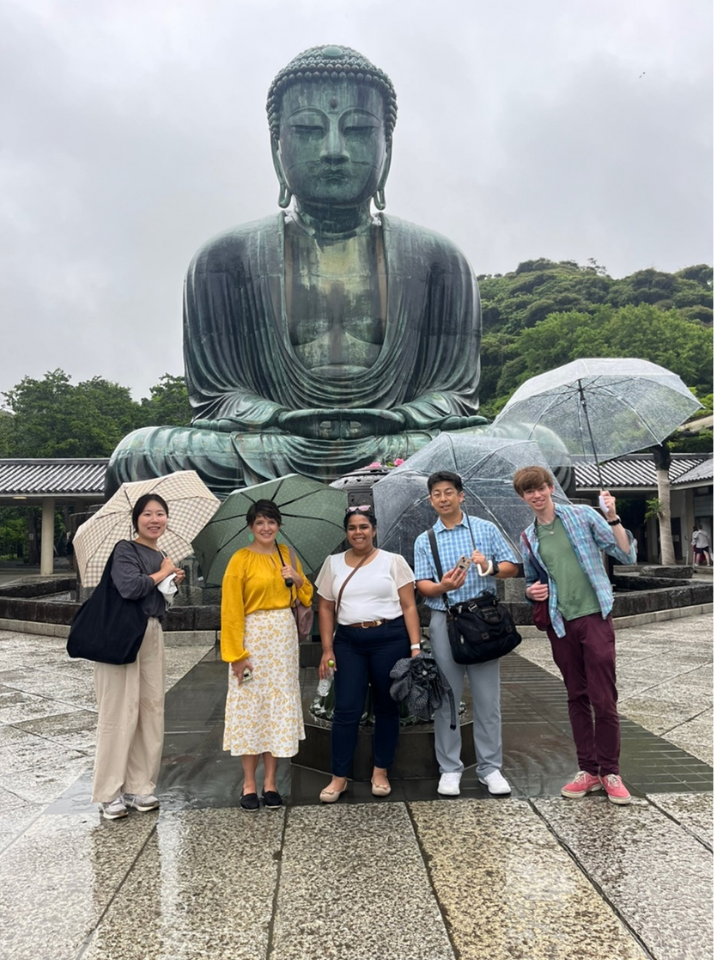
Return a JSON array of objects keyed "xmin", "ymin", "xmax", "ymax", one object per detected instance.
[{"xmin": 105, "ymin": 425, "xmax": 441, "ymax": 498}]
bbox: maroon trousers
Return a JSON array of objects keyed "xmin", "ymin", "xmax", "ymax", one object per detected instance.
[{"xmin": 547, "ymin": 613, "xmax": 620, "ymax": 776}]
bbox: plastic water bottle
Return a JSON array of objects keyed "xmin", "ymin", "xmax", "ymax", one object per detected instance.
[{"xmin": 317, "ymin": 660, "xmax": 334, "ymax": 697}]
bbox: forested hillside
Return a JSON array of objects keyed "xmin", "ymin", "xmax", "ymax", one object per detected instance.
[{"xmin": 478, "ymin": 259, "xmax": 712, "ymax": 417}]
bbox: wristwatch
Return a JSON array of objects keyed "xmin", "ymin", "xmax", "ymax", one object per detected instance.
[
  {"xmin": 607, "ymin": 517, "xmax": 622, "ymax": 526},
  {"xmin": 491, "ymin": 560, "xmax": 500, "ymax": 576}
]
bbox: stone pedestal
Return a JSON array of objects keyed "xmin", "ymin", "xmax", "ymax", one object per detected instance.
[{"xmin": 293, "ymin": 711, "xmax": 475, "ymax": 781}]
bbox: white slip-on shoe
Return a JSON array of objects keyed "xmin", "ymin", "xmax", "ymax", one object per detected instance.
[
  {"xmin": 478, "ymin": 770, "xmax": 512, "ymax": 795},
  {"xmin": 437, "ymin": 772, "xmax": 462, "ymax": 796}
]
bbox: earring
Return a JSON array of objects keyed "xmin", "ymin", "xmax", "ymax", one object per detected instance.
[
  {"xmin": 278, "ymin": 183, "xmax": 292, "ymax": 208},
  {"xmin": 373, "ymin": 187, "xmax": 386, "ymax": 211}
]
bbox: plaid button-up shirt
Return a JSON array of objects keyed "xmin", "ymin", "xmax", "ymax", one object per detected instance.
[
  {"xmin": 520, "ymin": 503, "xmax": 637, "ymax": 638},
  {"xmin": 414, "ymin": 514, "xmax": 519, "ymax": 611}
]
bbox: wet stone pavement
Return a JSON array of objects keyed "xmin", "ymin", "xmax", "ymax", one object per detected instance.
[{"xmin": 0, "ymin": 615, "xmax": 711, "ymax": 960}]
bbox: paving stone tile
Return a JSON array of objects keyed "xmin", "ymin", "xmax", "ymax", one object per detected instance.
[
  {"xmin": 0, "ymin": 689, "xmax": 80, "ymax": 724},
  {"xmin": 81, "ymin": 807, "xmax": 283, "ymax": 960},
  {"xmin": 534, "ymin": 797, "xmax": 713, "ymax": 960},
  {"xmin": 271, "ymin": 803, "xmax": 454, "ymax": 960},
  {"xmin": 0, "ymin": 811, "xmax": 156, "ymax": 960},
  {"xmin": 0, "ymin": 801, "xmax": 44, "ymax": 853},
  {"xmin": 647, "ymin": 791, "xmax": 713, "ymax": 848},
  {"xmin": 4, "ymin": 753, "xmax": 92, "ymax": 804},
  {"xmin": 0, "ymin": 726, "xmax": 89, "ymax": 772},
  {"xmin": 11, "ymin": 709, "xmax": 98, "ymax": 753},
  {"xmin": 617, "ymin": 696, "xmax": 705, "ymax": 736},
  {"xmin": 409, "ymin": 798, "xmax": 646, "ymax": 960},
  {"xmin": 662, "ymin": 709, "xmax": 713, "ymax": 766}
]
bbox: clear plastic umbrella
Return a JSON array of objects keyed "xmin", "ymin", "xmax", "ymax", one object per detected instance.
[
  {"xmin": 372, "ymin": 434, "xmax": 568, "ymax": 567},
  {"xmin": 492, "ymin": 358, "xmax": 702, "ymax": 487},
  {"xmin": 192, "ymin": 474, "xmax": 348, "ymax": 587}
]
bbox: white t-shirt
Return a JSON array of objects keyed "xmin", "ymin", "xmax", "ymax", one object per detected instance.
[{"xmin": 315, "ymin": 550, "xmax": 415, "ymax": 625}]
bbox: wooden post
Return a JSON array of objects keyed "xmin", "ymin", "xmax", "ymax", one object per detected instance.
[{"xmin": 40, "ymin": 498, "xmax": 55, "ymax": 576}]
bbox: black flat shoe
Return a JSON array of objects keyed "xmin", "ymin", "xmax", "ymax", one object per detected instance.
[
  {"xmin": 240, "ymin": 792, "xmax": 260, "ymax": 811},
  {"xmin": 261, "ymin": 789, "xmax": 283, "ymax": 810}
]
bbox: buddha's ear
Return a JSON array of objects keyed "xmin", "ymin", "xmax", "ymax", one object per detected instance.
[
  {"xmin": 271, "ymin": 136, "xmax": 292, "ymax": 209},
  {"xmin": 373, "ymin": 139, "xmax": 392, "ymax": 211}
]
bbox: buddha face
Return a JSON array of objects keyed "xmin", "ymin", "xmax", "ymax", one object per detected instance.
[{"xmin": 275, "ymin": 80, "xmax": 389, "ymax": 208}]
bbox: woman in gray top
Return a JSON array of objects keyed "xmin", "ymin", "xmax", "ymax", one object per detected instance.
[{"xmin": 92, "ymin": 493, "xmax": 185, "ymax": 820}]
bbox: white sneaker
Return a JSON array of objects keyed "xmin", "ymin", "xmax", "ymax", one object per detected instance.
[
  {"xmin": 437, "ymin": 772, "xmax": 462, "ymax": 796},
  {"xmin": 100, "ymin": 797, "xmax": 128, "ymax": 820},
  {"xmin": 478, "ymin": 770, "xmax": 512, "ymax": 795},
  {"xmin": 123, "ymin": 792, "xmax": 160, "ymax": 812}
]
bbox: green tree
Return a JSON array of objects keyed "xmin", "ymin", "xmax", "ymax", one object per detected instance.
[
  {"xmin": 485, "ymin": 304, "xmax": 713, "ymax": 415},
  {"xmin": 140, "ymin": 373, "xmax": 192, "ymax": 427},
  {"xmin": 2, "ymin": 370, "xmax": 143, "ymax": 457}
]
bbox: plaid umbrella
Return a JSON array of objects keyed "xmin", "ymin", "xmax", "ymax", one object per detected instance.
[
  {"xmin": 73, "ymin": 471, "xmax": 220, "ymax": 587},
  {"xmin": 192, "ymin": 474, "xmax": 348, "ymax": 587}
]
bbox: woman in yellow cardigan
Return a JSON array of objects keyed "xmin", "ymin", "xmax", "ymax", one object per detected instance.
[{"xmin": 221, "ymin": 498, "xmax": 313, "ymax": 810}]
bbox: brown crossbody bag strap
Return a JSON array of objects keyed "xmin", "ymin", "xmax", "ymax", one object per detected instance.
[{"xmin": 334, "ymin": 550, "xmax": 374, "ymax": 619}]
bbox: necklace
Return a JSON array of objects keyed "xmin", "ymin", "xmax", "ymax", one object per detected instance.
[{"xmin": 538, "ymin": 518, "xmax": 558, "ymax": 536}]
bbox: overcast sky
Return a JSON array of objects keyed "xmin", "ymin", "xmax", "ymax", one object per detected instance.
[{"xmin": 0, "ymin": 0, "xmax": 711, "ymax": 401}]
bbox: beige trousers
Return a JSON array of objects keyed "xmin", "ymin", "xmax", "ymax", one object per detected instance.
[{"xmin": 92, "ymin": 617, "xmax": 165, "ymax": 803}]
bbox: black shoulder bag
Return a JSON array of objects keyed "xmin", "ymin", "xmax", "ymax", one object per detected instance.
[
  {"xmin": 67, "ymin": 542, "xmax": 150, "ymax": 665},
  {"xmin": 427, "ymin": 517, "xmax": 521, "ymax": 665}
]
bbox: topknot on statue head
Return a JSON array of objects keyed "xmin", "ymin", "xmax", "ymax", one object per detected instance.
[{"xmin": 266, "ymin": 44, "xmax": 398, "ymax": 142}]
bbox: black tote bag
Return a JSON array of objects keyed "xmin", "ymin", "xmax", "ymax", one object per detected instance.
[{"xmin": 67, "ymin": 542, "xmax": 149, "ymax": 665}]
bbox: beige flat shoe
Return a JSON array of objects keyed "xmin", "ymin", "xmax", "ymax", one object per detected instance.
[
  {"xmin": 371, "ymin": 780, "xmax": 392, "ymax": 797},
  {"xmin": 319, "ymin": 783, "xmax": 347, "ymax": 803}
]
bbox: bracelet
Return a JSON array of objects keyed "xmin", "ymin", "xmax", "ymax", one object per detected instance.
[
  {"xmin": 410, "ymin": 644, "xmax": 421, "ymax": 651},
  {"xmin": 607, "ymin": 517, "xmax": 622, "ymax": 526}
]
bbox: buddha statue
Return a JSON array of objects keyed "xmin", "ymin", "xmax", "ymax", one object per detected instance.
[{"xmin": 106, "ymin": 45, "xmax": 485, "ymax": 497}]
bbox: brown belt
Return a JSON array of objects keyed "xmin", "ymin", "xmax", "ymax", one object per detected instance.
[{"xmin": 347, "ymin": 619, "xmax": 385, "ymax": 629}]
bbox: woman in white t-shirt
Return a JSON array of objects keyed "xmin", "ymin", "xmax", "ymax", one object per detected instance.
[{"xmin": 315, "ymin": 505, "xmax": 421, "ymax": 803}]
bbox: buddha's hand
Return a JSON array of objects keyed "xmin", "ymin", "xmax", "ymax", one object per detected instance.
[
  {"xmin": 440, "ymin": 415, "xmax": 489, "ymax": 431},
  {"xmin": 192, "ymin": 419, "xmax": 240, "ymax": 433},
  {"xmin": 278, "ymin": 409, "xmax": 405, "ymax": 440}
]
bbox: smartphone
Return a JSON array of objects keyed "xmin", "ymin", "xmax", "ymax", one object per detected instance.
[
  {"xmin": 456, "ymin": 555, "xmax": 472, "ymax": 572},
  {"xmin": 241, "ymin": 668, "xmax": 253, "ymax": 683}
]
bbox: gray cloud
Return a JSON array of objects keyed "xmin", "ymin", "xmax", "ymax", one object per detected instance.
[{"xmin": 0, "ymin": 0, "xmax": 711, "ymax": 400}]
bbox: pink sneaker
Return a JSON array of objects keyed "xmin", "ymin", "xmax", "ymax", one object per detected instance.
[
  {"xmin": 599, "ymin": 774, "xmax": 631, "ymax": 805},
  {"xmin": 561, "ymin": 771, "xmax": 602, "ymax": 799}
]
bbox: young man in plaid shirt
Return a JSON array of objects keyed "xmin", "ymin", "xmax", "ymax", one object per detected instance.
[{"xmin": 514, "ymin": 466, "xmax": 637, "ymax": 805}]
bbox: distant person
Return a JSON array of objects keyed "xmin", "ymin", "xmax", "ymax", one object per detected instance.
[
  {"xmin": 691, "ymin": 526, "xmax": 711, "ymax": 566},
  {"xmin": 514, "ymin": 467, "xmax": 637, "ymax": 805},
  {"xmin": 414, "ymin": 471, "xmax": 520, "ymax": 798},
  {"xmin": 315, "ymin": 506, "xmax": 421, "ymax": 802},
  {"xmin": 220, "ymin": 499, "xmax": 313, "ymax": 811},
  {"xmin": 92, "ymin": 494, "xmax": 185, "ymax": 820}
]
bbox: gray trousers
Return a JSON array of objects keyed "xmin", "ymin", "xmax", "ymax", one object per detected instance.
[{"xmin": 429, "ymin": 610, "xmax": 503, "ymax": 778}]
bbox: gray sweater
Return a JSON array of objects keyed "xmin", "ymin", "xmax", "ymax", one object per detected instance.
[{"xmin": 110, "ymin": 540, "xmax": 166, "ymax": 619}]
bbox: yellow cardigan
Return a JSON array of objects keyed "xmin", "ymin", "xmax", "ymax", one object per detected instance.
[{"xmin": 220, "ymin": 547, "xmax": 313, "ymax": 663}]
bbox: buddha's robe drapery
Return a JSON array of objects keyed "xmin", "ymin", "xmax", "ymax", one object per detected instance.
[{"xmin": 106, "ymin": 213, "xmax": 482, "ymax": 497}]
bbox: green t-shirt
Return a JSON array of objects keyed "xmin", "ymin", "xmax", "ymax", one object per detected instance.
[{"xmin": 536, "ymin": 517, "xmax": 600, "ymax": 622}]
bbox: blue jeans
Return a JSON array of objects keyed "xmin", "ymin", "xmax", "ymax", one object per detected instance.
[{"xmin": 331, "ymin": 617, "xmax": 410, "ymax": 776}]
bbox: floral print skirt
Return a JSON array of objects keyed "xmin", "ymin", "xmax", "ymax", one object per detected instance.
[{"xmin": 223, "ymin": 608, "xmax": 305, "ymax": 758}]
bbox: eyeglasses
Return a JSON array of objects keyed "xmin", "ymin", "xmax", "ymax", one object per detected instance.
[{"xmin": 346, "ymin": 505, "xmax": 371, "ymax": 514}]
